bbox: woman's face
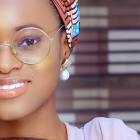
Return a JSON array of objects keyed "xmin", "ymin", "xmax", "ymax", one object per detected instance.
[{"xmin": 0, "ymin": 0, "xmax": 65, "ymax": 120}]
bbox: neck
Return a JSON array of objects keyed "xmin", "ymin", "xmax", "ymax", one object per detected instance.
[{"xmin": 0, "ymin": 93, "xmax": 67, "ymax": 140}]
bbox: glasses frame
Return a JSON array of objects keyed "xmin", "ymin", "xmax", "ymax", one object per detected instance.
[{"xmin": 0, "ymin": 25, "xmax": 64, "ymax": 65}]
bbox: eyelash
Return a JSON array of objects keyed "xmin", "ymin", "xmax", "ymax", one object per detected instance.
[{"xmin": 18, "ymin": 37, "xmax": 41, "ymax": 47}]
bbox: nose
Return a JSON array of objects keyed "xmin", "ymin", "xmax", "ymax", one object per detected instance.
[{"xmin": 0, "ymin": 44, "xmax": 23, "ymax": 74}]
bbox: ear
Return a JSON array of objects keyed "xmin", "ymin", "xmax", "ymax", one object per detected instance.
[{"xmin": 60, "ymin": 30, "xmax": 70, "ymax": 64}]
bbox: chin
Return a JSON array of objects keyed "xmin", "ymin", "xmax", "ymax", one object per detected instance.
[
  {"xmin": 0, "ymin": 102, "xmax": 33, "ymax": 121},
  {"xmin": 0, "ymin": 110, "xmax": 28, "ymax": 121}
]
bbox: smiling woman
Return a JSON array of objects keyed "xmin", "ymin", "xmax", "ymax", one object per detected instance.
[{"xmin": 0, "ymin": 0, "xmax": 139, "ymax": 140}]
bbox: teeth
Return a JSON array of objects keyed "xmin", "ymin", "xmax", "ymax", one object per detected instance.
[
  {"xmin": 8, "ymin": 84, "xmax": 16, "ymax": 89},
  {"xmin": 15, "ymin": 83, "xmax": 21, "ymax": 88},
  {"xmin": 0, "ymin": 83, "xmax": 26, "ymax": 90},
  {"xmin": 2, "ymin": 85, "xmax": 9, "ymax": 89},
  {"xmin": 20, "ymin": 83, "xmax": 24, "ymax": 86}
]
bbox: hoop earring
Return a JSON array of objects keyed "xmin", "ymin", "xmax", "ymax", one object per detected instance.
[{"xmin": 60, "ymin": 59, "xmax": 72, "ymax": 81}]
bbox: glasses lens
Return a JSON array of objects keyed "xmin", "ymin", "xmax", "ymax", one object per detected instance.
[{"xmin": 12, "ymin": 28, "xmax": 50, "ymax": 63}]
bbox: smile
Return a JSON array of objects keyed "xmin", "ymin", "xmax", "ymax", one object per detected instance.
[
  {"xmin": 0, "ymin": 78, "xmax": 31, "ymax": 98},
  {"xmin": 0, "ymin": 82, "xmax": 28, "ymax": 90}
]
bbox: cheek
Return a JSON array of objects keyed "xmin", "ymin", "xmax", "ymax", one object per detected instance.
[
  {"xmin": 34, "ymin": 37, "xmax": 61, "ymax": 81},
  {"xmin": 30, "ymin": 38, "xmax": 61, "ymax": 98},
  {"xmin": 24, "ymin": 37, "xmax": 61, "ymax": 108},
  {"xmin": 32, "ymin": 57, "xmax": 59, "ymax": 95}
]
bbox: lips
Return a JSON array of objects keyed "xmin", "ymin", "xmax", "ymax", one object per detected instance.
[
  {"xmin": 0, "ymin": 78, "xmax": 30, "ymax": 85},
  {"xmin": 0, "ymin": 78, "xmax": 31, "ymax": 98}
]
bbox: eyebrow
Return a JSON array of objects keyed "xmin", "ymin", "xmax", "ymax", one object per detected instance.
[{"xmin": 15, "ymin": 24, "xmax": 43, "ymax": 31}]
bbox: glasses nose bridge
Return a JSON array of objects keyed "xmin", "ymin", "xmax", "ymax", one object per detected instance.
[{"xmin": 0, "ymin": 44, "xmax": 12, "ymax": 48}]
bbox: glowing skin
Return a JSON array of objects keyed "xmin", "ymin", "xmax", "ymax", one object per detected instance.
[{"xmin": 0, "ymin": 0, "xmax": 70, "ymax": 140}]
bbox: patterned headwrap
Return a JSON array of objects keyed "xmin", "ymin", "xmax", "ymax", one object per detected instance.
[{"xmin": 52, "ymin": 0, "xmax": 80, "ymax": 55}]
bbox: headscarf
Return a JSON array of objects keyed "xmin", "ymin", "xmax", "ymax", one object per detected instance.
[{"xmin": 52, "ymin": 0, "xmax": 80, "ymax": 55}]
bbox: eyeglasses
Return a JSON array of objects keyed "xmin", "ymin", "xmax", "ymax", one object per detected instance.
[{"xmin": 0, "ymin": 25, "xmax": 64, "ymax": 64}]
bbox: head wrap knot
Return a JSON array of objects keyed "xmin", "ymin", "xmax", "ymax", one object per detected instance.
[{"xmin": 52, "ymin": 0, "xmax": 80, "ymax": 55}]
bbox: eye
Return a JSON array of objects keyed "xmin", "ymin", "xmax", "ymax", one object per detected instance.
[{"xmin": 18, "ymin": 37, "xmax": 41, "ymax": 47}]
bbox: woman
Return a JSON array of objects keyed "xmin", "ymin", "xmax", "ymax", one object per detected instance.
[{"xmin": 0, "ymin": 0, "xmax": 139, "ymax": 140}]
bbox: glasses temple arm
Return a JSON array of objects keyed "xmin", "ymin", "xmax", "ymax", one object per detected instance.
[{"xmin": 51, "ymin": 25, "xmax": 65, "ymax": 41}]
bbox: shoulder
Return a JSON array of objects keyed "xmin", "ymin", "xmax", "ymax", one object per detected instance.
[{"xmin": 84, "ymin": 117, "xmax": 140, "ymax": 140}]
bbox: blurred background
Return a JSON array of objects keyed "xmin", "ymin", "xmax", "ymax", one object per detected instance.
[{"xmin": 56, "ymin": 0, "xmax": 140, "ymax": 134}]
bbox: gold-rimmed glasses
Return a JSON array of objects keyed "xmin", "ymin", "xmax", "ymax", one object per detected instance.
[{"xmin": 0, "ymin": 25, "xmax": 64, "ymax": 65}]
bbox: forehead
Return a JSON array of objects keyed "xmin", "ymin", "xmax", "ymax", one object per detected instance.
[{"xmin": 0, "ymin": 0, "xmax": 57, "ymax": 37}]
